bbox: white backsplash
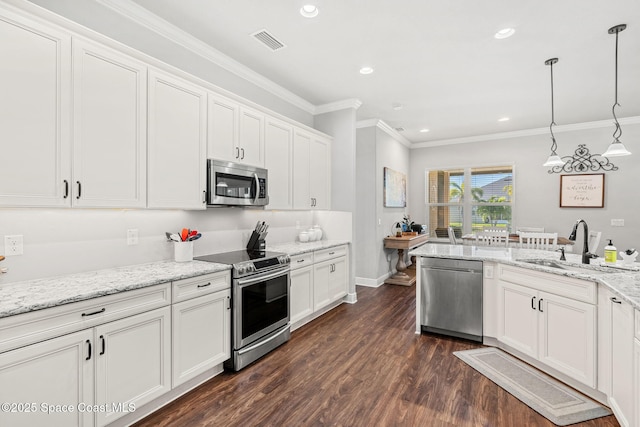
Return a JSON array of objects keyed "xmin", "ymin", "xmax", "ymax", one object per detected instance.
[{"xmin": 0, "ymin": 208, "xmax": 352, "ymax": 283}]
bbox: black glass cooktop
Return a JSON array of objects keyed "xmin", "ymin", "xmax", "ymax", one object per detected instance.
[{"xmin": 194, "ymin": 249, "xmax": 283, "ymax": 265}]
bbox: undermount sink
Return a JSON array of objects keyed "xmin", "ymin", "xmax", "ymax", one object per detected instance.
[{"xmin": 518, "ymin": 259, "xmax": 617, "ymax": 275}]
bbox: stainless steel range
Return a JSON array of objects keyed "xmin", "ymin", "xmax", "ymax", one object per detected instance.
[{"xmin": 195, "ymin": 249, "xmax": 290, "ymax": 371}]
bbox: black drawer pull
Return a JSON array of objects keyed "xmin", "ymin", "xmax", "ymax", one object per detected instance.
[
  {"xmin": 100, "ymin": 335, "xmax": 105, "ymax": 355},
  {"xmin": 82, "ymin": 308, "xmax": 106, "ymax": 317},
  {"xmin": 197, "ymin": 282, "xmax": 211, "ymax": 288},
  {"xmin": 610, "ymin": 297, "xmax": 622, "ymax": 304},
  {"xmin": 297, "ymin": 259, "xmax": 305, "ymax": 263},
  {"xmin": 86, "ymin": 340, "xmax": 92, "ymax": 361}
]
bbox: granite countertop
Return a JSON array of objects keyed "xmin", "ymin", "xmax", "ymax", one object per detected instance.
[
  {"xmin": 268, "ymin": 239, "xmax": 350, "ymax": 256},
  {"xmin": 410, "ymin": 243, "xmax": 640, "ymax": 310},
  {"xmin": 0, "ymin": 261, "xmax": 230, "ymax": 319}
]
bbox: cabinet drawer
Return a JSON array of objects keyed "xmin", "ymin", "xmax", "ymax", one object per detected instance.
[
  {"xmin": 314, "ymin": 245, "xmax": 347, "ymax": 264},
  {"xmin": 0, "ymin": 282, "xmax": 170, "ymax": 354},
  {"xmin": 499, "ymin": 264, "xmax": 596, "ymax": 304},
  {"xmin": 172, "ymin": 271, "xmax": 230, "ymax": 303},
  {"xmin": 636, "ymin": 309, "xmax": 640, "ymax": 340},
  {"xmin": 290, "ymin": 252, "xmax": 314, "ymax": 270}
]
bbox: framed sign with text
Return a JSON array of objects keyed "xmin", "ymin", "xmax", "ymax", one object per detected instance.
[{"xmin": 560, "ymin": 173, "xmax": 605, "ymax": 208}]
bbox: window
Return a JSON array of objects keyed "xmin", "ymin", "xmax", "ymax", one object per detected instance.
[{"xmin": 427, "ymin": 166, "xmax": 513, "ymax": 238}]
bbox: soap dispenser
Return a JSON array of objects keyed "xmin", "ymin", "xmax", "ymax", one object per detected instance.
[{"xmin": 604, "ymin": 240, "xmax": 617, "ymax": 265}]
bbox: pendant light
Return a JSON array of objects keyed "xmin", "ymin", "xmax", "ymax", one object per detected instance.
[
  {"xmin": 602, "ymin": 24, "xmax": 631, "ymax": 157},
  {"xmin": 543, "ymin": 58, "xmax": 565, "ymax": 167}
]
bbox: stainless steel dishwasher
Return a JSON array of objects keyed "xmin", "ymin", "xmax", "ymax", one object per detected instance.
[{"xmin": 421, "ymin": 258, "xmax": 483, "ymax": 342}]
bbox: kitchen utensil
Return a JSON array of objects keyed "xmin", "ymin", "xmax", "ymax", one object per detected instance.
[
  {"xmin": 169, "ymin": 234, "xmax": 181, "ymax": 242},
  {"xmin": 0, "ymin": 255, "xmax": 5, "ymax": 262},
  {"xmin": 181, "ymin": 228, "xmax": 189, "ymax": 242},
  {"xmin": 188, "ymin": 233, "xmax": 202, "ymax": 241},
  {"xmin": 165, "ymin": 232, "xmax": 172, "ymax": 241}
]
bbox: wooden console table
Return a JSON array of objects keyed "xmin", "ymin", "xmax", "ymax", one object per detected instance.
[{"xmin": 383, "ymin": 234, "xmax": 429, "ymax": 286}]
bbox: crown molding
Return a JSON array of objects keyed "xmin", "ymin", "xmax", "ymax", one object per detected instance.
[
  {"xmin": 356, "ymin": 119, "xmax": 412, "ymax": 147},
  {"xmin": 96, "ymin": 0, "xmax": 316, "ymax": 114},
  {"xmin": 411, "ymin": 116, "xmax": 640, "ymax": 149},
  {"xmin": 314, "ymin": 98, "xmax": 362, "ymax": 115}
]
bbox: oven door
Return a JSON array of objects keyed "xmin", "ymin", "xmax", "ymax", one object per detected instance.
[
  {"xmin": 233, "ymin": 267, "xmax": 289, "ymax": 349},
  {"xmin": 207, "ymin": 159, "xmax": 268, "ymax": 207}
]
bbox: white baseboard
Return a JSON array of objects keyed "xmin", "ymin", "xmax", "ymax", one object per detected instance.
[
  {"xmin": 355, "ymin": 272, "xmax": 393, "ymax": 288},
  {"xmin": 344, "ymin": 292, "xmax": 358, "ymax": 304}
]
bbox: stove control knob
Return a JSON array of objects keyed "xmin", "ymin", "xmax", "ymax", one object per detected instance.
[
  {"xmin": 246, "ymin": 264, "xmax": 255, "ymax": 273},
  {"xmin": 278, "ymin": 255, "xmax": 290, "ymax": 265},
  {"xmin": 236, "ymin": 265, "xmax": 246, "ymax": 275}
]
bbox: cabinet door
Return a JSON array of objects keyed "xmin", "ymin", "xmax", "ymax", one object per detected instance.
[
  {"xmin": 292, "ymin": 130, "xmax": 311, "ymax": 209},
  {"xmin": 328, "ymin": 256, "xmax": 347, "ymax": 302},
  {"xmin": 207, "ymin": 94, "xmax": 238, "ymax": 162},
  {"xmin": 497, "ymin": 281, "xmax": 538, "ymax": 358},
  {"xmin": 290, "ymin": 265, "xmax": 314, "ymax": 324},
  {"xmin": 172, "ymin": 289, "xmax": 230, "ymax": 387},
  {"xmin": 148, "ymin": 69, "xmax": 207, "ymax": 209},
  {"xmin": 610, "ymin": 297, "xmax": 635, "ymax": 427},
  {"xmin": 72, "ymin": 39, "xmax": 147, "ymax": 207},
  {"xmin": 238, "ymin": 106, "xmax": 264, "ymax": 166},
  {"xmin": 0, "ymin": 329, "xmax": 93, "ymax": 427},
  {"xmin": 94, "ymin": 306, "xmax": 171, "ymax": 427},
  {"xmin": 264, "ymin": 118, "xmax": 293, "ymax": 209},
  {"xmin": 538, "ymin": 291, "xmax": 596, "ymax": 387},
  {"xmin": 0, "ymin": 10, "xmax": 71, "ymax": 207},
  {"xmin": 309, "ymin": 137, "xmax": 330, "ymax": 210},
  {"xmin": 313, "ymin": 260, "xmax": 332, "ymax": 311}
]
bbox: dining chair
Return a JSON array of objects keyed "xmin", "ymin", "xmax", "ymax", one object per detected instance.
[
  {"xmin": 447, "ymin": 226, "xmax": 457, "ymax": 244},
  {"xmin": 475, "ymin": 230, "xmax": 508, "ymax": 246},
  {"xmin": 519, "ymin": 232, "xmax": 558, "ymax": 250},
  {"xmin": 588, "ymin": 231, "xmax": 602, "ymax": 254}
]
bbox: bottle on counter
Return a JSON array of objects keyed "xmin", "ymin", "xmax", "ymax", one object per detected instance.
[{"xmin": 604, "ymin": 239, "xmax": 617, "ymax": 265}]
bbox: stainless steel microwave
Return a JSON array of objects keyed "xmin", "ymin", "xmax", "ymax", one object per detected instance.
[{"xmin": 207, "ymin": 159, "xmax": 268, "ymax": 207}]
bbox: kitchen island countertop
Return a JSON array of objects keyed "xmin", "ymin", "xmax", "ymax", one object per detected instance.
[
  {"xmin": 410, "ymin": 243, "xmax": 640, "ymax": 310},
  {"xmin": 0, "ymin": 260, "xmax": 230, "ymax": 319}
]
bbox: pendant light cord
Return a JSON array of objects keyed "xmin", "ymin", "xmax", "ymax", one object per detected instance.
[
  {"xmin": 611, "ymin": 29, "xmax": 622, "ymax": 143},
  {"xmin": 546, "ymin": 58, "xmax": 558, "ymax": 154}
]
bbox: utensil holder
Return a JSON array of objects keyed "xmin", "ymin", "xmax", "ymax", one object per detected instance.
[{"xmin": 174, "ymin": 241, "xmax": 193, "ymax": 262}]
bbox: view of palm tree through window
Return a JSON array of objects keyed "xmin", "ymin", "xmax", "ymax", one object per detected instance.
[{"xmin": 427, "ymin": 166, "xmax": 513, "ymax": 238}]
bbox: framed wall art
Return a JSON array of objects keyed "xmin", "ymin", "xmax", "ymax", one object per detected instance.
[
  {"xmin": 383, "ymin": 167, "xmax": 406, "ymax": 207},
  {"xmin": 559, "ymin": 173, "xmax": 605, "ymax": 208}
]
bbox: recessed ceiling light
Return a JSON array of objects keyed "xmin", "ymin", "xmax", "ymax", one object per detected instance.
[
  {"xmin": 419, "ymin": 128, "xmax": 430, "ymax": 133},
  {"xmin": 359, "ymin": 66, "xmax": 374, "ymax": 75},
  {"xmin": 498, "ymin": 117, "xmax": 510, "ymax": 122},
  {"xmin": 300, "ymin": 5, "xmax": 319, "ymax": 18},
  {"xmin": 494, "ymin": 28, "xmax": 515, "ymax": 39},
  {"xmin": 392, "ymin": 103, "xmax": 403, "ymax": 110}
]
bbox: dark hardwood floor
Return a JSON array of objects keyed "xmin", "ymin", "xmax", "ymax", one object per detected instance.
[{"xmin": 134, "ymin": 284, "xmax": 620, "ymax": 427}]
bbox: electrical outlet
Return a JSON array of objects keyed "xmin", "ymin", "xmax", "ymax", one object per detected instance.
[
  {"xmin": 484, "ymin": 265, "xmax": 494, "ymax": 279},
  {"xmin": 378, "ymin": 218, "xmax": 382, "ymax": 226},
  {"xmin": 611, "ymin": 219, "xmax": 624, "ymax": 227},
  {"xmin": 127, "ymin": 229, "xmax": 139, "ymax": 245},
  {"xmin": 4, "ymin": 235, "xmax": 24, "ymax": 256}
]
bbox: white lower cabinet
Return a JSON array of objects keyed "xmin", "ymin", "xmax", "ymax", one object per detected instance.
[
  {"xmin": 0, "ymin": 329, "xmax": 94, "ymax": 427},
  {"xmin": 497, "ymin": 266, "xmax": 596, "ymax": 388},
  {"xmin": 94, "ymin": 306, "xmax": 171, "ymax": 427},
  {"xmin": 290, "ymin": 265, "xmax": 314, "ymax": 325},
  {"xmin": 172, "ymin": 289, "xmax": 230, "ymax": 387}
]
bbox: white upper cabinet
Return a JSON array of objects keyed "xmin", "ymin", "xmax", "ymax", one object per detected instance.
[
  {"xmin": 72, "ymin": 38, "xmax": 147, "ymax": 208},
  {"xmin": 293, "ymin": 130, "xmax": 331, "ymax": 210},
  {"xmin": 264, "ymin": 117, "xmax": 293, "ymax": 209},
  {"xmin": 147, "ymin": 68, "xmax": 207, "ymax": 209},
  {"xmin": 208, "ymin": 94, "xmax": 265, "ymax": 167},
  {"xmin": 0, "ymin": 9, "xmax": 71, "ymax": 207}
]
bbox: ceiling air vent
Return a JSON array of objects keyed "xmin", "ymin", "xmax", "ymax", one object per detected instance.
[{"xmin": 251, "ymin": 29, "xmax": 286, "ymax": 52}]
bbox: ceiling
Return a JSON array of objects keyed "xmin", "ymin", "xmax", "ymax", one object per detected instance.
[{"xmin": 122, "ymin": 0, "xmax": 640, "ymax": 144}]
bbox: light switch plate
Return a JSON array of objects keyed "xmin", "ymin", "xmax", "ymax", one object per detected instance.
[{"xmin": 4, "ymin": 235, "xmax": 24, "ymax": 256}]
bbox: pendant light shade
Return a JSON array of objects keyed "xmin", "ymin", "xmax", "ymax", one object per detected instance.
[
  {"xmin": 602, "ymin": 24, "xmax": 631, "ymax": 157},
  {"xmin": 543, "ymin": 58, "xmax": 565, "ymax": 167}
]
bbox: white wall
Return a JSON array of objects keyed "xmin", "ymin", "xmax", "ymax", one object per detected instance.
[
  {"xmin": 0, "ymin": 208, "xmax": 351, "ymax": 283},
  {"xmin": 408, "ymin": 123, "xmax": 640, "ymax": 256}
]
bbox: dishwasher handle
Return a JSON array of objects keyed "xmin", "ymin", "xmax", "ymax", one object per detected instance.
[{"xmin": 423, "ymin": 266, "xmax": 482, "ymax": 274}]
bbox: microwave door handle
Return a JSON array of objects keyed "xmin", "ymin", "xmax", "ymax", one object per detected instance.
[{"xmin": 253, "ymin": 173, "xmax": 260, "ymax": 204}]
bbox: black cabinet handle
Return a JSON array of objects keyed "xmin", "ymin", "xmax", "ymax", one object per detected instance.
[
  {"xmin": 63, "ymin": 180, "xmax": 69, "ymax": 199},
  {"xmin": 538, "ymin": 298, "xmax": 544, "ymax": 312},
  {"xmin": 241, "ymin": 148, "xmax": 245, "ymax": 159},
  {"xmin": 297, "ymin": 259, "xmax": 305, "ymax": 263},
  {"xmin": 235, "ymin": 147, "xmax": 240, "ymax": 159},
  {"xmin": 100, "ymin": 335, "xmax": 105, "ymax": 355},
  {"xmin": 86, "ymin": 340, "xmax": 92, "ymax": 361},
  {"xmin": 610, "ymin": 297, "xmax": 622, "ymax": 304},
  {"xmin": 76, "ymin": 181, "xmax": 82, "ymax": 199},
  {"xmin": 531, "ymin": 296, "xmax": 536, "ymax": 310},
  {"xmin": 202, "ymin": 190, "xmax": 206, "ymax": 204},
  {"xmin": 226, "ymin": 296, "xmax": 230, "ymax": 310},
  {"xmin": 81, "ymin": 308, "xmax": 106, "ymax": 317},
  {"xmin": 197, "ymin": 282, "xmax": 211, "ymax": 288}
]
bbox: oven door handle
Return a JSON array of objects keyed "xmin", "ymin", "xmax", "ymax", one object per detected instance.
[
  {"xmin": 237, "ymin": 325, "xmax": 290, "ymax": 355},
  {"xmin": 236, "ymin": 268, "xmax": 290, "ymax": 286}
]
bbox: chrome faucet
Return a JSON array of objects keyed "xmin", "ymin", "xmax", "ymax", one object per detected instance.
[{"xmin": 568, "ymin": 219, "xmax": 595, "ymax": 264}]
